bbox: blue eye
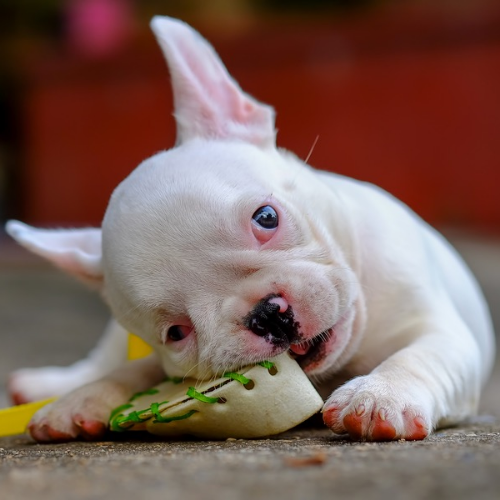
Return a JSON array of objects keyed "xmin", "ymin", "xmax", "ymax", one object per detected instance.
[{"xmin": 252, "ymin": 206, "xmax": 279, "ymax": 229}]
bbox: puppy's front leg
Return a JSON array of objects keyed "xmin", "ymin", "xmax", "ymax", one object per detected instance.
[
  {"xmin": 323, "ymin": 313, "xmax": 484, "ymax": 441},
  {"xmin": 28, "ymin": 355, "xmax": 165, "ymax": 442},
  {"xmin": 9, "ymin": 319, "xmax": 128, "ymax": 404}
]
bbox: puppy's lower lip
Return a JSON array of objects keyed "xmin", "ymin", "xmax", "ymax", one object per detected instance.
[
  {"xmin": 289, "ymin": 327, "xmax": 334, "ymax": 368},
  {"xmin": 289, "ymin": 342, "xmax": 311, "ymax": 356}
]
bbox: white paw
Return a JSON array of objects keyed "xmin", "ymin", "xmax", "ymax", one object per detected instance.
[
  {"xmin": 8, "ymin": 365, "xmax": 97, "ymax": 404},
  {"xmin": 27, "ymin": 380, "xmax": 127, "ymax": 442},
  {"xmin": 322, "ymin": 374, "xmax": 432, "ymax": 441}
]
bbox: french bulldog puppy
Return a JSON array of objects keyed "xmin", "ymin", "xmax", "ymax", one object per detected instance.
[{"xmin": 6, "ymin": 16, "xmax": 495, "ymax": 442}]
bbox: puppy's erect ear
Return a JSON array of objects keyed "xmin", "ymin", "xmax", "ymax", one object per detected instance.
[
  {"xmin": 6, "ymin": 220, "xmax": 103, "ymax": 288},
  {"xmin": 150, "ymin": 16, "xmax": 276, "ymax": 148}
]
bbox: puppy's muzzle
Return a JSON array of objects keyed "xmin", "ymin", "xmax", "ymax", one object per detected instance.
[{"xmin": 244, "ymin": 295, "xmax": 300, "ymax": 347}]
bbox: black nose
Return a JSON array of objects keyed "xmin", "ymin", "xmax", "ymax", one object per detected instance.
[{"xmin": 245, "ymin": 296, "xmax": 300, "ymax": 346}]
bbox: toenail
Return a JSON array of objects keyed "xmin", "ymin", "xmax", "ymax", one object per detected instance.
[
  {"xmin": 355, "ymin": 404, "xmax": 365, "ymax": 416},
  {"xmin": 378, "ymin": 409, "xmax": 386, "ymax": 421},
  {"xmin": 414, "ymin": 416, "xmax": 425, "ymax": 428}
]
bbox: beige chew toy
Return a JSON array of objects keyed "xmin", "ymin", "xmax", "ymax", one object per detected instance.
[{"xmin": 109, "ymin": 353, "xmax": 323, "ymax": 439}]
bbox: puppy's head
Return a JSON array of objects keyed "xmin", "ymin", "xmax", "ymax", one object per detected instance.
[{"xmin": 6, "ymin": 17, "xmax": 364, "ymax": 380}]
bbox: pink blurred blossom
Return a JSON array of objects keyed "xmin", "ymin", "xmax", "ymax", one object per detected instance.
[{"xmin": 65, "ymin": 0, "xmax": 135, "ymax": 58}]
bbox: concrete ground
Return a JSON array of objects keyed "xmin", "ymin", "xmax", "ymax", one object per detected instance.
[{"xmin": 0, "ymin": 230, "xmax": 499, "ymax": 500}]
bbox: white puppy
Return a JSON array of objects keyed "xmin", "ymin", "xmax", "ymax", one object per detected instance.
[{"xmin": 6, "ymin": 16, "xmax": 495, "ymax": 442}]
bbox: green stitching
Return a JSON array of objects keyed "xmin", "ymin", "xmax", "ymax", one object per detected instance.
[
  {"xmin": 109, "ymin": 407, "xmax": 151, "ymax": 431},
  {"xmin": 129, "ymin": 388, "xmax": 160, "ymax": 401},
  {"xmin": 110, "ymin": 414, "xmax": 134, "ymax": 432},
  {"xmin": 122, "ymin": 409, "xmax": 149, "ymax": 423},
  {"xmin": 109, "ymin": 403, "xmax": 133, "ymax": 421},
  {"xmin": 187, "ymin": 387, "xmax": 220, "ymax": 404},
  {"xmin": 150, "ymin": 402, "xmax": 197, "ymax": 423},
  {"xmin": 223, "ymin": 371, "xmax": 251, "ymax": 385},
  {"xmin": 257, "ymin": 360, "xmax": 275, "ymax": 370},
  {"xmin": 110, "ymin": 417, "xmax": 126, "ymax": 432},
  {"xmin": 153, "ymin": 410, "xmax": 197, "ymax": 423}
]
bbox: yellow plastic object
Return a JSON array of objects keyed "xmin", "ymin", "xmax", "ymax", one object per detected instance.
[
  {"xmin": 0, "ymin": 398, "xmax": 56, "ymax": 438},
  {"xmin": 0, "ymin": 333, "xmax": 151, "ymax": 437},
  {"xmin": 127, "ymin": 333, "xmax": 153, "ymax": 360}
]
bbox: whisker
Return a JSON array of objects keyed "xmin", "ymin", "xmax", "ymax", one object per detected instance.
[
  {"xmin": 305, "ymin": 135, "xmax": 320, "ymax": 165},
  {"xmin": 182, "ymin": 359, "xmax": 204, "ymax": 381}
]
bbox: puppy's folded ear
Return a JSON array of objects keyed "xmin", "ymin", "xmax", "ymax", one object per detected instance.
[
  {"xmin": 150, "ymin": 16, "xmax": 276, "ymax": 148},
  {"xmin": 5, "ymin": 220, "xmax": 103, "ymax": 289}
]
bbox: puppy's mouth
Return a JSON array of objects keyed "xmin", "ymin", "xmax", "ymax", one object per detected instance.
[{"xmin": 288, "ymin": 327, "xmax": 335, "ymax": 372}]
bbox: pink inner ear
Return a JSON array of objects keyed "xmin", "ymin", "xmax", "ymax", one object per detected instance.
[
  {"xmin": 151, "ymin": 16, "xmax": 276, "ymax": 148},
  {"xmin": 49, "ymin": 250, "xmax": 103, "ymax": 284},
  {"xmin": 6, "ymin": 221, "xmax": 103, "ymax": 287}
]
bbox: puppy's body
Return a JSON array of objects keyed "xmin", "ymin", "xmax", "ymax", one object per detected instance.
[{"xmin": 6, "ymin": 17, "xmax": 494, "ymax": 442}]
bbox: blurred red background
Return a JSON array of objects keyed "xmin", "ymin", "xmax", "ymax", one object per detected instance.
[{"xmin": 1, "ymin": 0, "xmax": 499, "ymax": 230}]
